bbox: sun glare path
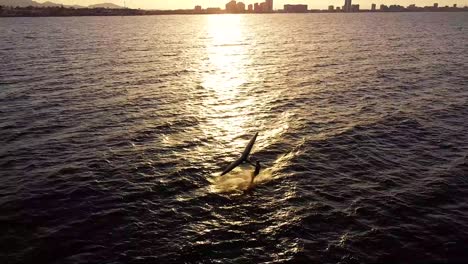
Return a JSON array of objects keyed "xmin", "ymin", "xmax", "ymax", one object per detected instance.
[{"xmin": 200, "ymin": 15, "xmax": 255, "ymax": 148}]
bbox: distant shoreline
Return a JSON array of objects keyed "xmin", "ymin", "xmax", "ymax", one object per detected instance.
[{"xmin": 1, "ymin": 6, "xmax": 467, "ymax": 18}]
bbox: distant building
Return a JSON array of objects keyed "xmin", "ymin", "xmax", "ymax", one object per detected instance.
[
  {"xmin": 248, "ymin": 1, "xmax": 274, "ymax": 13},
  {"xmin": 254, "ymin": 3, "xmax": 260, "ymax": 12},
  {"xmin": 226, "ymin": 0, "xmax": 237, "ymax": 13},
  {"xmin": 237, "ymin": 2, "xmax": 246, "ymax": 12},
  {"xmin": 407, "ymin": 4, "xmax": 417, "ymax": 10},
  {"xmin": 371, "ymin": 3, "xmax": 376, "ymax": 10},
  {"xmin": 194, "ymin": 5, "xmax": 202, "ymax": 12},
  {"xmin": 284, "ymin": 4, "xmax": 308, "ymax": 13},
  {"xmin": 206, "ymin": 7, "xmax": 222, "ymax": 13},
  {"xmin": 336, "ymin": 6, "xmax": 341, "ymax": 11},
  {"xmin": 344, "ymin": 0, "xmax": 352, "ymax": 12},
  {"xmin": 351, "ymin": 4, "xmax": 359, "ymax": 12},
  {"xmin": 453, "ymin": 4, "xmax": 457, "ymax": 8},
  {"xmin": 266, "ymin": 0, "xmax": 273, "ymax": 12},
  {"xmin": 433, "ymin": 3, "xmax": 438, "ymax": 8},
  {"xmin": 248, "ymin": 4, "xmax": 253, "ymax": 11},
  {"xmin": 328, "ymin": 5, "xmax": 334, "ymax": 11},
  {"xmin": 388, "ymin": 4, "xmax": 405, "ymax": 11},
  {"xmin": 380, "ymin": 4, "xmax": 388, "ymax": 11}
]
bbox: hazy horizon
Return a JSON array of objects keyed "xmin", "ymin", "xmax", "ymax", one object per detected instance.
[{"xmin": 35, "ymin": 0, "xmax": 468, "ymax": 10}]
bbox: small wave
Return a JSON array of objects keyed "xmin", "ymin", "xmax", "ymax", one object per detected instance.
[{"xmin": 213, "ymin": 43, "xmax": 249, "ymax": 47}]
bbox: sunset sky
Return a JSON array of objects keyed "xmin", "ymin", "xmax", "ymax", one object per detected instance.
[{"xmin": 37, "ymin": 0, "xmax": 467, "ymax": 10}]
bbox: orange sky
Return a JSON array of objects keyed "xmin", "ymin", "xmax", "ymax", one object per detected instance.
[{"xmin": 38, "ymin": 0, "xmax": 467, "ymax": 9}]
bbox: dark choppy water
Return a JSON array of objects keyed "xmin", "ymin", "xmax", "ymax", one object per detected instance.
[{"xmin": 1, "ymin": 13, "xmax": 468, "ymax": 263}]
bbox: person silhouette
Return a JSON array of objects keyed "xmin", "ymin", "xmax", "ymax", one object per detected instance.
[{"xmin": 247, "ymin": 160, "xmax": 261, "ymax": 189}]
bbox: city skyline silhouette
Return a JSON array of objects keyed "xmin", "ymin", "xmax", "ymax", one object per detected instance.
[{"xmin": 29, "ymin": 0, "xmax": 468, "ymax": 10}]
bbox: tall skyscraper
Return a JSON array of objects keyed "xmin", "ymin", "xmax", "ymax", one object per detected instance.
[
  {"xmin": 344, "ymin": 0, "xmax": 352, "ymax": 12},
  {"xmin": 266, "ymin": 0, "xmax": 273, "ymax": 12}
]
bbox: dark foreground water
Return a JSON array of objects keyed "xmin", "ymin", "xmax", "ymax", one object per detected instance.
[{"xmin": 1, "ymin": 13, "xmax": 468, "ymax": 263}]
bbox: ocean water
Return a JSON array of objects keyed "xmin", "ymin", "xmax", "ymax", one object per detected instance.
[{"xmin": 1, "ymin": 13, "xmax": 468, "ymax": 263}]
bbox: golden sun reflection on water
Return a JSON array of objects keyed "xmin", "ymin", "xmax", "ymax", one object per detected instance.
[
  {"xmin": 200, "ymin": 15, "xmax": 255, "ymax": 147},
  {"xmin": 183, "ymin": 15, "xmax": 297, "ymax": 193}
]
